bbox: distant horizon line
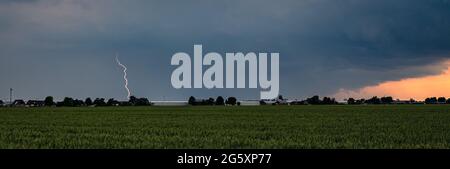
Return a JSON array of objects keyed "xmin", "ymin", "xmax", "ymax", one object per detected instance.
[{"xmin": 2, "ymin": 95, "xmax": 447, "ymax": 103}]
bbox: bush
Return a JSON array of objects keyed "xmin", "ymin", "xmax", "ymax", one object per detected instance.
[
  {"xmin": 226, "ymin": 97, "xmax": 237, "ymax": 106},
  {"xmin": 216, "ymin": 96, "xmax": 225, "ymax": 105}
]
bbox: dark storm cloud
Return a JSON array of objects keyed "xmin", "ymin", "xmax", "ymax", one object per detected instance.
[{"xmin": 0, "ymin": 0, "xmax": 450, "ymax": 100}]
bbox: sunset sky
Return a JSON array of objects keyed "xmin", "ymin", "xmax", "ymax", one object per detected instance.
[
  {"xmin": 1, "ymin": 0, "xmax": 450, "ymax": 101},
  {"xmin": 334, "ymin": 60, "xmax": 450, "ymax": 101}
]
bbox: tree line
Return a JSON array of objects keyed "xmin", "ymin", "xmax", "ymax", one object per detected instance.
[
  {"xmin": 346, "ymin": 96, "xmax": 450, "ymax": 105},
  {"xmin": 187, "ymin": 96, "xmax": 238, "ymax": 106},
  {"xmin": 423, "ymin": 97, "xmax": 450, "ymax": 104},
  {"xmin": 289, "ymin": 95, "xmax": 338, "ymax": 105},
  {"xmin": 2, "ymin": 95, "xmax": 450, "ymax": 107},
  {"xmin": 0, "ymin": 96, "xmax": 151, "ymax": 107},
  {"xmin": 52, "ymin": 96, "xmax": 151, "ymax": 107}
]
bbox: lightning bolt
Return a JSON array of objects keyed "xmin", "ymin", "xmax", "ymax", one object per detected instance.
[{"xmin": 115, "ymin": 54, "xmax": 131, "ymax": 99}]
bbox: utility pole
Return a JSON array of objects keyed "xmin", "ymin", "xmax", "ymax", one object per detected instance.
[{"xmin": 9, "ymin": 88, "xmax": 13, "ymax": 106}]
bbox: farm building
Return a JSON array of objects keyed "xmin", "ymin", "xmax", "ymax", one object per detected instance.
[
  {"xmin": 26, "ymin": 100, "xmax": 45, "ymax": 107},
  {"xmin": 259, "ymin": 98, "xmax": 289, "ymax": 105},
  {"xmin": 12, "ymin": 100, "xmax": 26, "ymax": 107}
]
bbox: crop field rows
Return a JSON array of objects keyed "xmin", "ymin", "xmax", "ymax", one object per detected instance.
[{"xmin": 0, "ymin": 105, "xmax": 449, "ymax": 149}]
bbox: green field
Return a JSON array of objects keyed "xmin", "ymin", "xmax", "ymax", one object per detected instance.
[{"xmin": 0, "ymin": 105, "xmax": 450, "ymax": 149}]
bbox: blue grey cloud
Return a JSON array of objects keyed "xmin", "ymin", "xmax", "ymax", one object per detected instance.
[{"xmin": 1, "ymin": 0, "xmax": 450, "ymax": 101}]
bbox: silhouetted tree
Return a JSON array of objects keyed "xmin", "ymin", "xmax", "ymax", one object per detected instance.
[
  {"xmin": 278, "ymin": 95, "xmax": 284, "ymax": 100},
  {"xmin": 107, "ymin": 98, "xmax": 120, "ymax": 106},
  {"xmin": 347, "ymin": 98, "xmax": 355, "ymax": 105},
  {"xmin": 438, "ymin": 97, "xmax": 446, "ymax": 103},
  {"xmin": 206, "ymin": 98, "xmax": 215, "ymax": 105},
  {"xmin": 322, "ymin": 97, "xmax": 329, "ymax": 104},
  {"xmin": 425, "ymin": 97, "xmax": 437, "ymax": 104},
  {"xmin": 107, "ymin": 98, "xmax": 114, "ymax": 106},
  {"xmin": 188, "ymin": 96, "xmax": 196, "ymax": 105},
  {"xmin": 365, "ymin": 96, "xmax": 381, "ymax": 104},
  {"xmin": 85, "ymin": 98, "xmax": 93, "ymax": 106},
  {"xmin": 322, "ymin": 97, "xmax": 336, "ymax": 104},
  {"xmin": 135, "ymin": 98, "xmax": 150, "ymax": 106},
  {"xmin": 73, "ymin": 99, "xmax": 85, "ymax": 107},
  {"xmin": 0, "ymin": 100, "xmax": 3, "ymax": 106},
  {"xmin": 306, "ymin": 95, "xmax": 321, "ymax": 105},
  {"xmin": 226, "ymin": 97, "xmax": 237, "ymax": 106},
  {"xmin": 356, "ymin": 99, "xmax": 365, "ymax": 104},
  {"xmin": 424, "ymin": 98, "xmax": 430, "ymax": 104},
  {"xmin": 63, "ymin": 97, "xmax": 74, "ymax": 107},
  {"xmin": 380, "ymin": 96, "xmax": 393, "ymax": 104},
  {"xmin": 129, "ymin": 96, "xmax": 137, "ymax": 105},
  {"xmin": 216, "ymin": 96, "xmax": 225, "ymax": 105},
  {"xmin": 93, "ymin": 98, "xmax": 106, "ymax": 106},
  {"xmin": 446, "ymin": 98, "xmax": 450, "ymax": 104},
  {"xmin": 44, "ymin": 96, "xmax": 54, "ymax": 106}
]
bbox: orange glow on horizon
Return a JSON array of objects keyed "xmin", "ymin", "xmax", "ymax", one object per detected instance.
[{"xmin": 334, "ymin": 61, "xmax": 450, "ymax": 101}]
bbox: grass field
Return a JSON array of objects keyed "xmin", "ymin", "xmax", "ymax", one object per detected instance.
[{"xmin": 0, "ymin": 105, "xmax": 450, "ymax": 149}]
